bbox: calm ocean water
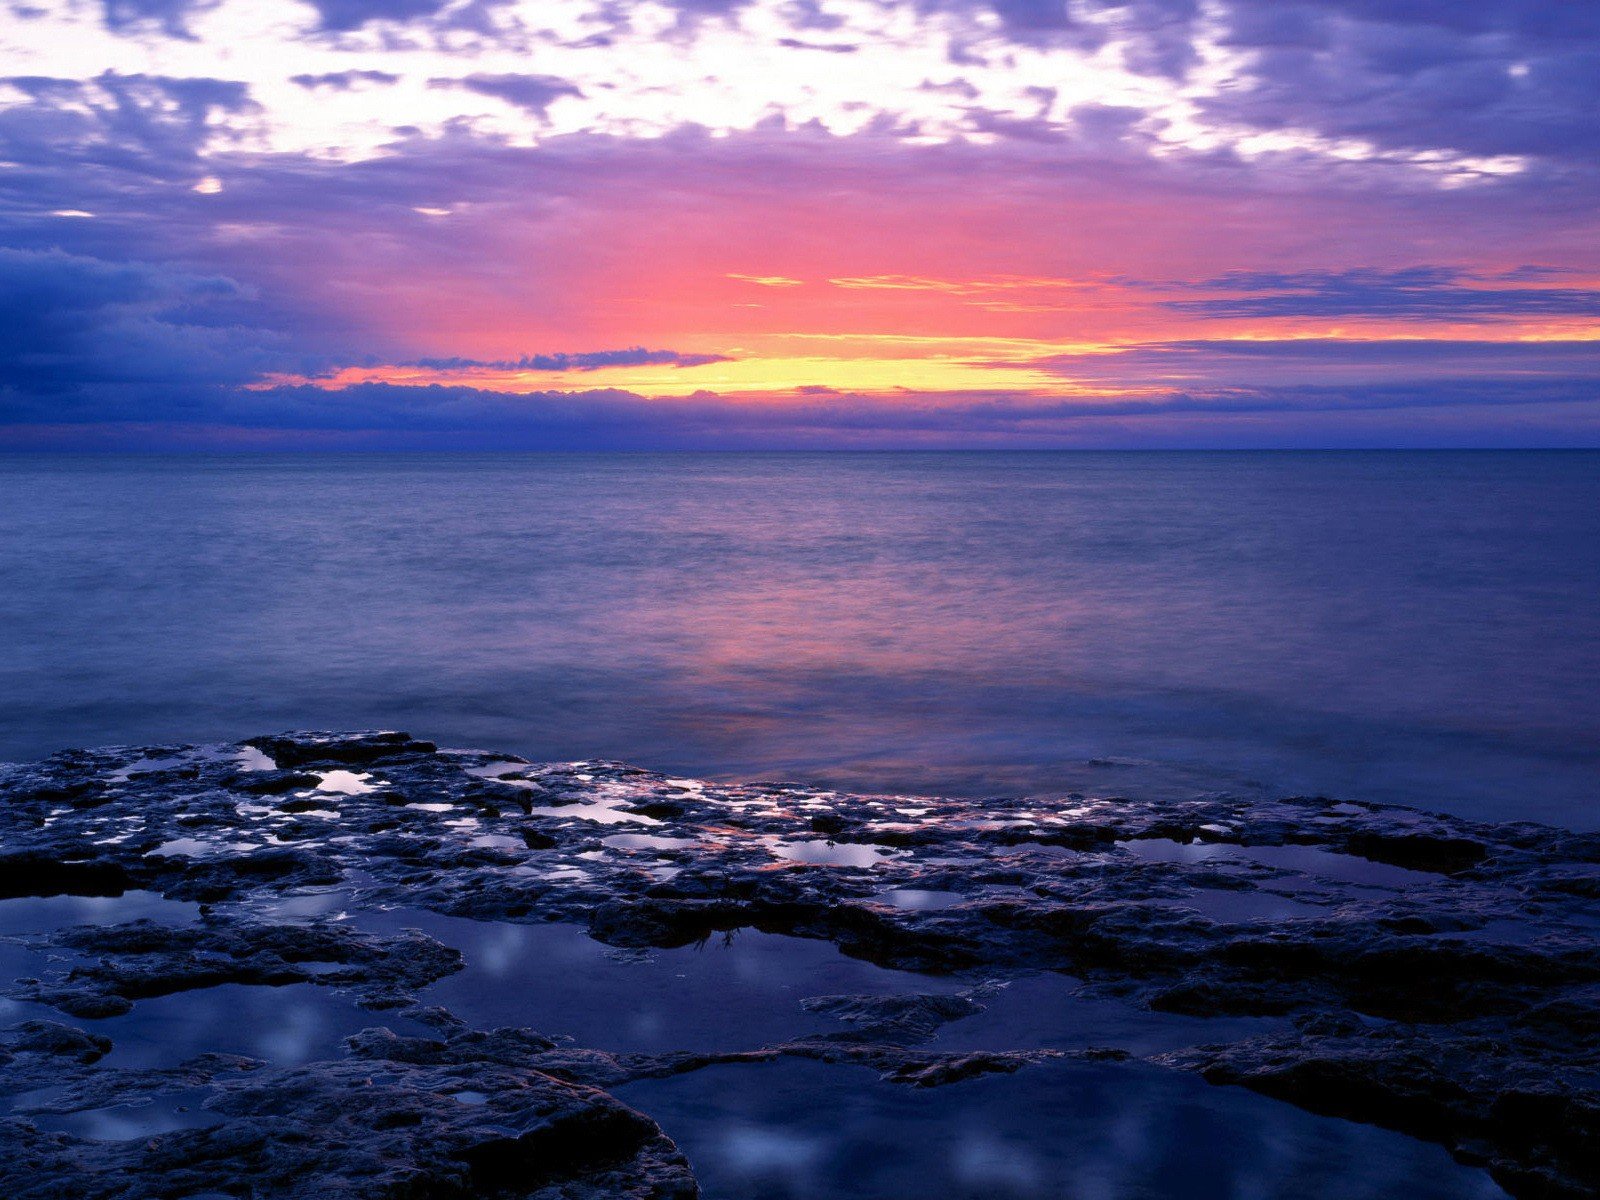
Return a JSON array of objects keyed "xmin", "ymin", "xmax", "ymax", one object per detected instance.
[{"xmin": 1, "ymin": 451, "xmax": 1595, "ymax": 827}]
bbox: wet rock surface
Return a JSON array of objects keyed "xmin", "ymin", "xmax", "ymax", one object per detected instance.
[
  {"xmin": 12, "ymin": 920, "xmax": 461, "ymax": 1018},
  {"xmin": 1, "ymin": 731, "xmax": 1596, "ymax": 1197}
]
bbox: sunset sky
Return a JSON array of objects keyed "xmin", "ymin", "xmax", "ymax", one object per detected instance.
[{"xmin": 3, "ymin": 0, "xmax": 1598, "ymax": 447}]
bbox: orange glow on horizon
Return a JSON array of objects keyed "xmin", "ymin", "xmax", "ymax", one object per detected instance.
[
  {"xmin": 256, "ymin": 352, "xmax": 1133, "ymax": 398},
  {"xmin": 257, "ymin": 316, "xmax": 1600, "ymax": 399}
]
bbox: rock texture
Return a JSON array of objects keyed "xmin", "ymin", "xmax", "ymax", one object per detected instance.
[{"xmin": 2, "ymin": 731, "xmax": 1598, "ymax": 1197}]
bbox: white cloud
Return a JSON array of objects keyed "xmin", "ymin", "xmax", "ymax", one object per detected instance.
[{"xmin": 0, "ymin": 0, "xmax": 1526, "ymax": 179}]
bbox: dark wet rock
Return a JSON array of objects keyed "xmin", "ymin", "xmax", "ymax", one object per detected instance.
[
  {"xmin": 231, "ymin": 770, "xmax": 325, "ymax": 795},
  {"xmin": 246, "ymin": 731, "xmax": 438, "ymax": 768},
  {"xmin": 0, "ymin": 1021, "xmax": 111, "ymax": 1067},
  {"xmin": 1343, "ymin": 830, "xmax": 1491, "ymax": 874},
  {"xmin": 0, "ymin": 1022, "xmax": 112, "ymax": 1094},
  {"xmin": 0, "ymin": 1039, "xmax": 696, "ymax": 1200},
  {"xmin": 800, "ymin": 992, "xmax": 984, "ymax": 1043},
  {"xmin": 165, "ymin": 848, "xmax": 344, "ymax": 902},
  {"xmin": 0, "ymin": 854, "xmax": 130, "ymax": 900},
  {"xmin": 2, "ymin": 730, "xmax": 1599, "ymax": 1197},
  {"xmin": 875, "ymin": 1051, "xmax": 1036, "ymax": 1087},
  {"xmin": 9, "ymin": 920, "xmax": 462, "ymax": 1018},
  {"xmin": 350, "ymin": 1016, "xmax": 1068, "ymax": 1100},
  {"xmin": 1163, "ymin": 1017, "xmax": 1600, "ymax": 1200},
  {"xmin": 15, "ymin": 1052, "xmax": 263, "ymax": 1117}
]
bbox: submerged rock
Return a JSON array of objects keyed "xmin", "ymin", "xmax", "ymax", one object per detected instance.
[{"xmin": 0, "ymin": 730, "xmax": 1597, "ymax": 1197}]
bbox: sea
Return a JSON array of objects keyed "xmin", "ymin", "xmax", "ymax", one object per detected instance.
[{"xmin": 2, "ymin": 450, "xmax": 1596, "ymax": 827}]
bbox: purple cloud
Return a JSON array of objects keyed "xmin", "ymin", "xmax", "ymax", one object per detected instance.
[
  {"xmin": 1163, "ymin": 268, "xmax": 1600, "ymax": 320},
  {"xmin": 289, "ymin": 70, "xmax": 401, "ymax": 90},
  {"xmin": 408, "ymin": 349, "xmax": 732, "ymax": 371},
  {"xmin": 430, "ymin": 73, "xmax": 583, "ymax": 118}
]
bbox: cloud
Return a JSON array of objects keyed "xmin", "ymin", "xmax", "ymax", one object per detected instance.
[
  {"xmin": 1163, "ymin": 268, "xmax": 1600, "ymax": 320},
  {"xmin": 405, "ymin": 348, "xmax": 733, "ymax": 371},
  {"xmin": 289, "ymin": 70, "xmax": 401, "ymax": 90},
  {"xmin": 1198, "ymin": 0, "xmax": 1600, "ymax": 164},
  {"xmin": 0, "ymin": 71, "xmax": 256, "ymax": 175},
  {"xmin": 0, "ymin": 247, "xmax": 299, "ymax": 422},
  {"xmin": 430, "ymin": 73, "xmax": 583, "ymax": 117},
  {"xmin": 0, "ymin": 5, "xmax": 1597, "ymax": 451},
  {"xmin": 0, "ymin": 0, "xmax": 1586, "ymax": 183},
  {"xmin": 301, "ymin": 0, "xmax": 462, "ymax": 32},
  {"xmin": 99, "ymin": 0, "xmax": 216, "ymax": 38},
  {"xmin": 1124, "ymin": 337, "xmax": 1600, "ymax": 364},
  {"xmin": 11, "ymin": 374, "xmax": 1596, "ymax": 450},
  {"xmin": 1013, "ymin": 337, "xmax": 1600, "ymax": 391},
  {"xmin": 728, "ymin": 274, "xmax": 804, "ymax": 287},
  {"xmin": 776, "ymin": 38, "xmax": 859, "ymax": 54}
]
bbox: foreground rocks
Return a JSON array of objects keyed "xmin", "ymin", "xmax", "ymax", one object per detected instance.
[
  {"xmin": 3, "ymin": 1026, "xmax": 698, "ymax": 1200},
  {"xmin": 1, "ymin": 731, "xmax": 1597, "ymax": 1198}
]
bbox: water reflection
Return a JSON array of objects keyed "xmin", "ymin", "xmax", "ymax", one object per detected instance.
[
  {"xmin": 1123, "ymin": 838, "xmax": 1435, "ymax": 889},
  {"xmin": 26, "ymin": 1087, "xmax": 221, "ymax": 1142},
  {"xmin": 0, "ymin": 892, "xmax": 200, "ymax": 933},
  {"xmin": 618, "ymin": 1058, "xmax": 1506, "ymax": 1200},
  {"xmin": 90, "ymin": 982, "xmax": 431, "ymax": 1071},
  {"xmin": 873, "ymin": 889, "xmax": 965, "ymax": 911},
  {"xmin": 773, "ymin": 839, "xmax": 900, "ymax": 868},
  {"xmin": 356, "ymin": 910, "xmax": 967, "ymax": 1054}
]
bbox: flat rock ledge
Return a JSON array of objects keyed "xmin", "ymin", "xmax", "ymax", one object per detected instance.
[{"xmin": 2, "ymin": 731, "xmax": 1598, "ymax": 1198}]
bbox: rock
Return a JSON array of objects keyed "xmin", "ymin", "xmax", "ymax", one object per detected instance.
[
  {"xmin": 0, "ymin": 853, "xmax": 130, "ymax": 900},
  {"xmin": 1162, "ymin": 1019, "xmax": 1600, "ymax": 1200},
  {"xmin": 10, "ymin": 921, "xmax": 463, "ymax": 1017},
  {"xmin": 245, "ymin": 731, "xmax": 438, "ymax": 768},
  {"xmin": 0, "ymin": 1022, "xmax": 113, "ymax": 1094},
  {"xmin": 799, "ymin": 992, "xmax": 984, "ymax": 1043},
  {"xmin": 0, "ymin": 1041, "xmax": 697, "ymax": 1200},
  {"xmin": 3, "ymin": 730, "xmax": 1599, "ymax": 1197}
]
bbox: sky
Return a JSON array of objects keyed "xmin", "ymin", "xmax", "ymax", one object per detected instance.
[{"xmin": 1, "ymin": 0, "xmax": 1598, "ymax": 448}]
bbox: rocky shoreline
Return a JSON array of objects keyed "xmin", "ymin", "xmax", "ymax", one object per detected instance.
[{"xmin": 2, "ymin": 731, "xmax": 1597, "ymax": 1198}]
